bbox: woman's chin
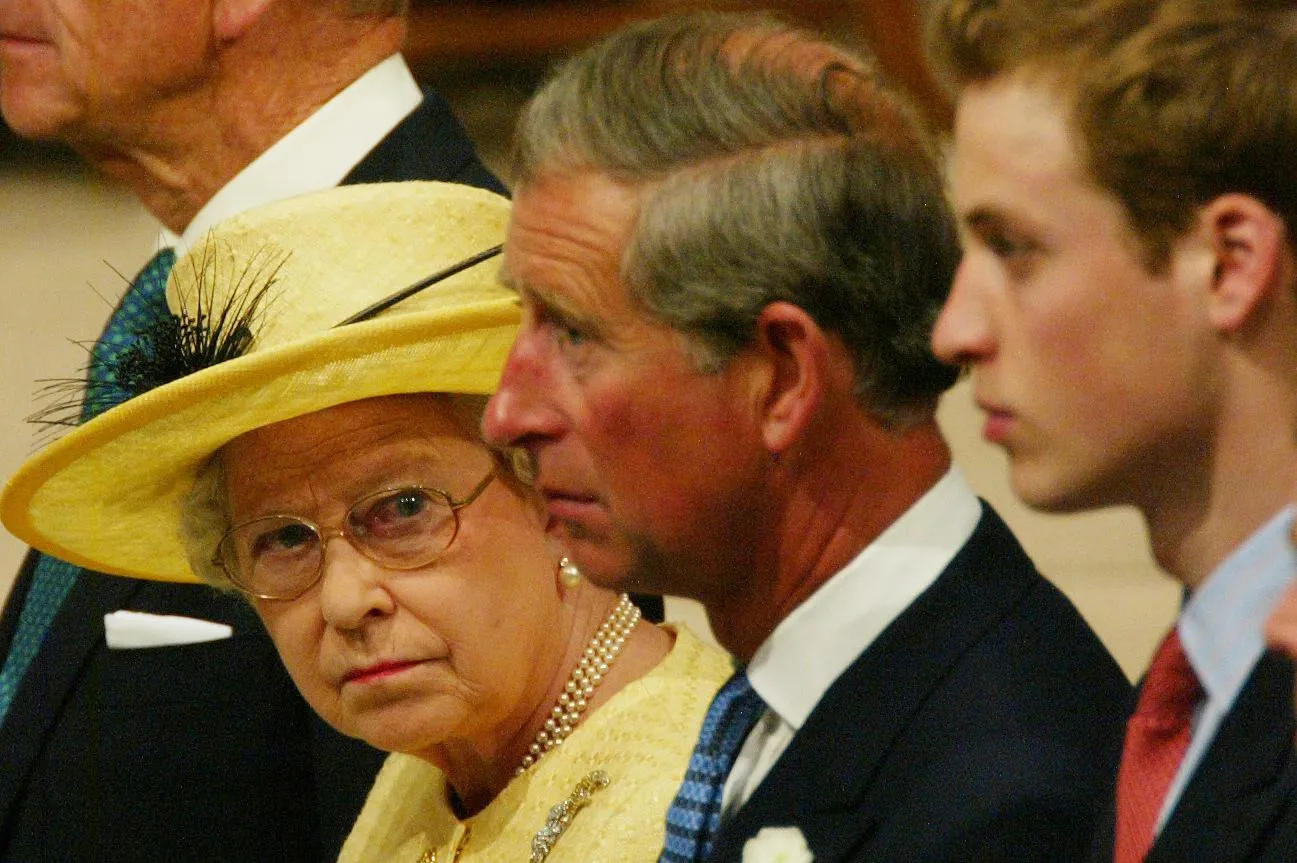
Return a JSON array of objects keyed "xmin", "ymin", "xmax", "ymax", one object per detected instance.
[{"xmin": 336, "ymin": 699, "xmax": 464, "ymax": 757}]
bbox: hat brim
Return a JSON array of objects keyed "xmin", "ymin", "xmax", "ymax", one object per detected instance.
[{"xmin": 0, "ymin": 297, "xmax": 519, "ymax": 583}]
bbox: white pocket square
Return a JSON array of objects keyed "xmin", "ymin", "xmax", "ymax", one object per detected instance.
[
  {"xmin": 104, "ymin": 610, "xmax": 233, "ymax": 649},
  {"xmin": 743, "ymin": 827, "xmax": 814, "ymax": 863}
]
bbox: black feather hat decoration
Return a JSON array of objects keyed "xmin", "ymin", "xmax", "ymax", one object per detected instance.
[
  {"xmin": 26, "ymin": 241, "xmax": 504, "ymax": 442},
  {"xmin": 29, "ymin": 242, "xmax": 286, "ymax": 436}
]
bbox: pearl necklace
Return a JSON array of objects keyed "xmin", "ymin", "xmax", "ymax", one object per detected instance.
[{"xmin": 516, "ymin": 593, "xmax": 640, "ymax": 775}]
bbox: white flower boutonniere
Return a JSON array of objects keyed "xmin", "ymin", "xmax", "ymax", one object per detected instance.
[{"xmin": 741, "ymin": 826, "xmax": 814, "ymax": 863}]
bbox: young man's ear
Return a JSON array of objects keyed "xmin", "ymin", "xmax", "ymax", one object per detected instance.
[
  {"xmin": 214, "ymin": 0, "xmax": 277, "ymax": 43},
  {"xmin": 1201, "ymin": 193, "xmax": 1291, "ymax": 333},
  {"xmin": 750, "ymin": 302, "xmax": 832, "ymax": 454}
]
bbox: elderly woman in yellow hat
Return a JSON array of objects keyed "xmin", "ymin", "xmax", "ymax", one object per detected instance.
[{"xmin": 1, "ymin": 181, "xmax": 728, "ymax": 863}]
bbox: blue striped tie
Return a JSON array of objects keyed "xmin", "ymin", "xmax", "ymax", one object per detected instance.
[
  {"xmin": 0, "ymin": 248, "xmax": 176, "ymax": 725},
  {"xmin": 660, "ymin": 669, "xmax": 766, "ymax": 863}
]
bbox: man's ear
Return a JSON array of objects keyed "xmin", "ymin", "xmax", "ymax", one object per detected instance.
[
  {"xmin": 1201, "ymin": 194, "xmax": 1291, "ymax": 333},
  {"xmin": 751, "ymin": 302, "xmax": 831, "ymax": 454},
  {"xmin": 213, "ymin": 0, "xmax": 277, "ymax": 42}
]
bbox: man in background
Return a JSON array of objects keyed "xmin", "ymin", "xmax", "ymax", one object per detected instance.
[
  {"xmin": 929, "ymin": 1, "xmax": 1297, "ymax": 859},
  {"xmin": 484, "ymin": 12, "xmax": 1129, "ymax": 861},
  {"xmin": 0, "ymin": 0, "xmax": 502, "ymax": 858}
]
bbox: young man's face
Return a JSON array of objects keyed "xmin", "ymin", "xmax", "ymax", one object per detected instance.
[{"xmin": 932, "ymin": 75, "xmax": 1217, "ymax": 515}]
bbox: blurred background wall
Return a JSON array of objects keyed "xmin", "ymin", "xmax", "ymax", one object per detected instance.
[{"xmin": 0, "ymin": 0, "xmax": 1179, "ymax": 679}]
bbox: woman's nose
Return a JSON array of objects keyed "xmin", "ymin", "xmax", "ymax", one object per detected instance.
[{"xmin": 317, "ymin": 535, "xmax": 396, "ymax": 630}]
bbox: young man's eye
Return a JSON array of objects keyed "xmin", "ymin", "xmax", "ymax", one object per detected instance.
[
  {"xmin": 982, "ymin": 230, "xmax": 1043, "ymax": 280},
  {"xmin": 986, "ymin": 232, "xmax": 1032, "ymax": 260}
]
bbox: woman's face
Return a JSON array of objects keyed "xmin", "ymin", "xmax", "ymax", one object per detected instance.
[{"xmin": 220, "ymin": 394, "xmax": 562, "ymax": 763}]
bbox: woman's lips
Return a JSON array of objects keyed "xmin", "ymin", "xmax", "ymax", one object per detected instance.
[{"xmin": 342, "ymin": 659, "xmax": 425, "ymax": 686}]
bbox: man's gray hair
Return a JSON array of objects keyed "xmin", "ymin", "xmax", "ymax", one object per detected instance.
[{"xmin": 514, "ymin": 11, "xmax": 960, "ymax": 429}]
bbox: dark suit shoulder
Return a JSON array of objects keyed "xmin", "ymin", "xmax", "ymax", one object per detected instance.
[
  {"xmin": 342, "ymin": 88, "xmax": 507, "ymax": 194},
  {"xmin": 713, "ymin": 503, "xmax": 1131, "ymax": 863},
  {"xmin": 1145, "ymin": 652, "xmax": 1297, "ymax": 863},
  {"xmin": 0, "ymin": 568, "xmax": 384, "ymax": 862}
]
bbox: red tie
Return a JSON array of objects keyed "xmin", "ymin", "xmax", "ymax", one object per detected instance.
[{"xmin": 1113, "ymin": 629, "xmax": 1203, "ymax": 863}]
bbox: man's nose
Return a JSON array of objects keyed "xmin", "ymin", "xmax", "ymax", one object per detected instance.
[
  {"xmin": 931, "ymin": 257, "xmax": 995, "ymax": 366},
  {"xmin": 482, "ymin": 333, "xmax": 566, "ymax": 448}
]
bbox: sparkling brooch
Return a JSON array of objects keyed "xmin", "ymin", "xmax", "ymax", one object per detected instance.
[{"xmin": 530, "ymin": 770, "xmax": 611, "ymax": 862}]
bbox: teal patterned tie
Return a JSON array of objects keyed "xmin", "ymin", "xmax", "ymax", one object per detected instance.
[{"xmin": 0, "ymin": 249, "xmax": 176, "ymax": 725}]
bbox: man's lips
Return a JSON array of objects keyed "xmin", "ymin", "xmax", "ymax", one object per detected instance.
[
  {"xmin": 341, "ymin": 659, "xmax": 426, "ymax": 685},
  {"xmin": 539, "ymin": 487, "xmax": 600, "ymax": 520},
  {"xmin": 0, "ymin": 27, "xmax": 44, "ymax": 45},
  {"xmin": 0, "ymin": 34, "xmax": 47, "ymax": 60},
  {"xmin": 977, "ymin": 400, "xmax": 1015, "ymax": 445}
]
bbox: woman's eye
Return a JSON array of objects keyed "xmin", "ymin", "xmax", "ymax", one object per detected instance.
[
  {"xmin": 390, "ymin": 491, "xmax": 430, "ymax": 519},
  {"xmin": 252, "ymin": 522, "xmax": 317, "ymax": 558},
  {"xmin": 359, "ymin": 489, "xmax": 436, "ymax": 537}
]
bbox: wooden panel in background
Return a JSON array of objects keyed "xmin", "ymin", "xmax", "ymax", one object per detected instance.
[{"xmin": 406, "ymin": 0, "xmax": 952, "ymax": 129}]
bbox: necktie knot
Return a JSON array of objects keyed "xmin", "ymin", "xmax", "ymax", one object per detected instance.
[
  {"xmin": 1132, "ymin": 630, "xmax": 1202, "ymax": 730},
  {"xmin": 660, "ymin": 669, "xmax": 766, "ymax": 863}
]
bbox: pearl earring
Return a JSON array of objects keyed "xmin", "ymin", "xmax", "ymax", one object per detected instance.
[{"xmin": 558, "ymin": 556, "xmax": 582, "ymax": 589}]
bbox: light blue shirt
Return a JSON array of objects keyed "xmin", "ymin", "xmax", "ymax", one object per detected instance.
[{"xmin": 1160, "ymin": 505, "xmax": 1297, "ymax": 830}]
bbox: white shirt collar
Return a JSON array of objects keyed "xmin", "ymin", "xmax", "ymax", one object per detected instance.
[
  {"xmin": 746, "ymin": 467, "xmax": 982, "ymax": 730},
  {"xmin": 170, "ymin": 54, "xmax": 422, "ymax": 249}
]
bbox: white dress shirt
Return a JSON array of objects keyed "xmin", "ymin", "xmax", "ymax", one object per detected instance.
[
  {"xmin": 159, "ymin": 54, "xmax": 423, "ymax": 251},
  {"xmin": 721, "ymin": 467, "xmax": 983, "ymax": 815}
]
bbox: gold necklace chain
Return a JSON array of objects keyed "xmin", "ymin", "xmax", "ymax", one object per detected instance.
[{"xmin": 516, "ymin": 594, "xmax": 640, "ymax": 775}]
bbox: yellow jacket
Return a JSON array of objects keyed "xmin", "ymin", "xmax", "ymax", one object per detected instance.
[{"xmin": 338, "ymin": 625, "xmax": 730, "ymax": 863}]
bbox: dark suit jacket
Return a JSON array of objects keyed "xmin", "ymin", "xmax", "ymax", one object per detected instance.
[
  {"xmin": 0, "ymin": 87, "xmax": 502, "ymax": 863},
  {"xmin": 1089, "ymin": 651, "xmax": 1297, "ymax": 862},
  {"xmin": 707, "ymin": 503, "xmax": 1132, "ymax": 863}
]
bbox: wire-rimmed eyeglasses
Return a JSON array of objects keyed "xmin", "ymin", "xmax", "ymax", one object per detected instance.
[{"xmin": 214, "ymin": 471, "xmax": 496, "ymax": 601}]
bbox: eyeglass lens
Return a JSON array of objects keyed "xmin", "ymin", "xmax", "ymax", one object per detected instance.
[{"xmin": 219, "ymin": 486, "xmax": 459, "ymax": 598}]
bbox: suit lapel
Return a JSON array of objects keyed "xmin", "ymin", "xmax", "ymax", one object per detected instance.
[
  {"xmin": 709, "ymin": 506, "xmax": 1039, "ymax": 863},
  {"xmin": 0, "ymin": 561, "xmax": 141, "ymax": 825},
  {"xmin": 1148, "ymin": 652, "xmax": 1296, "ymax": 862}
]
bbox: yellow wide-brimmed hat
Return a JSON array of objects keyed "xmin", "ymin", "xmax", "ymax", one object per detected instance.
[{"xmin": 0, "ymin": 181, "xmax": 517, "ymax": 584}]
